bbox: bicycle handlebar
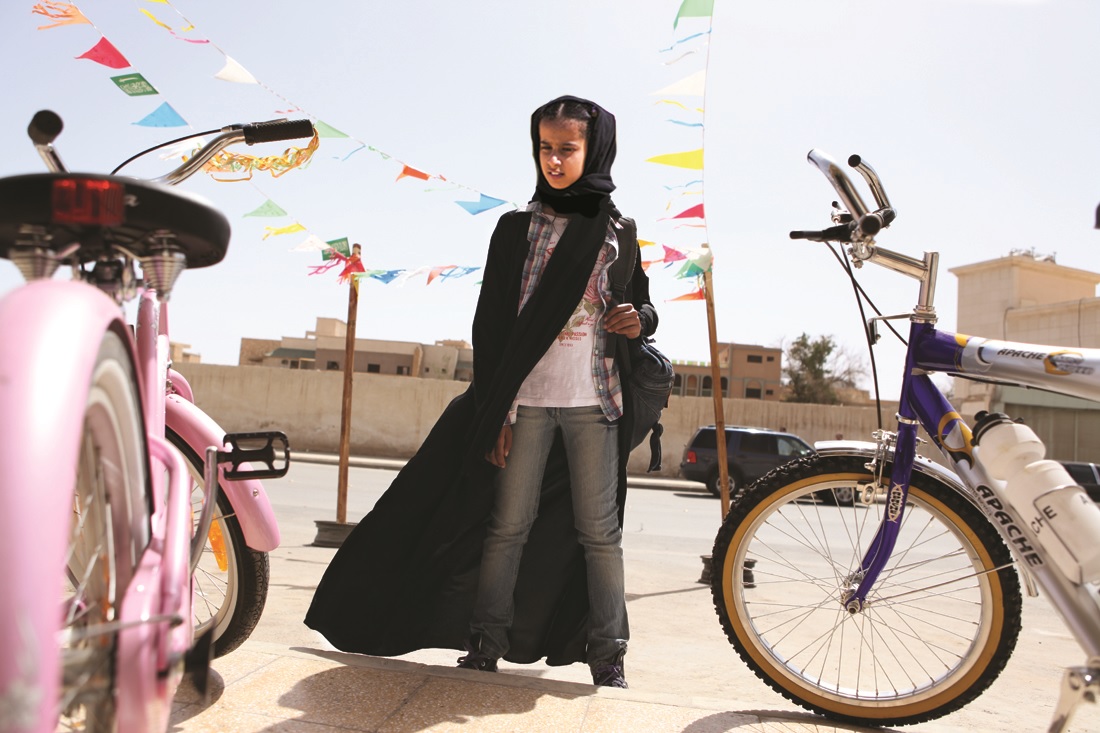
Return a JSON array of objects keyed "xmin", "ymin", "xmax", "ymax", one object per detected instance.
[
  {"xmin": 789, "ymin": 149, "xmax": 897, "ymax": 245},
  {"xmin": 24, "ymin": 110, "xmax": 316, "ymax": 186}
]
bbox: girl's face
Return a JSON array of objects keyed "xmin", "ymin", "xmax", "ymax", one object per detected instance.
[{"xmin": 539, "ymin": 118, "xmax": 587, "ymax": 190}]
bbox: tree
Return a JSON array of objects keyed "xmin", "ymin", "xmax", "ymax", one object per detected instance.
[{"xmin": 782, "ymin": 333, "xmax": 866, "ymax": 404}]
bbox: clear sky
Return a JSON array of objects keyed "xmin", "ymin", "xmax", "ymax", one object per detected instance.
[{"xmin": 3, "ymin": 0, "xmax": 1099, "ymax": 404}]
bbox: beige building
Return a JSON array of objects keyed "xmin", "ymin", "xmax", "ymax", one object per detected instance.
[
  {"xmin": 672, "ymin": 343, "xmax": 783, "ymax": 401},
  {"xmin": 239, "ymin": 317, "xmax": 473, "ymax": 382},
  {"xmin": 951, "ymin": 252, "xmax": 1100, "ymax": 461}
]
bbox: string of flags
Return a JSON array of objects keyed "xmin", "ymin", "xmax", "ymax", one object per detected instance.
[
  {"xmin": 28, "ymin": 0, "xmax": 714, "ymax": 297},
  {"xmin": 646, "ymin": 0, "xmax": 715, "ymax": 302}
]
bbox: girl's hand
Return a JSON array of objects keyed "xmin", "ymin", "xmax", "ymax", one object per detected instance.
[
  {"xmin": 486, "ymin": 424, "xmax": 512, "ymax": 468},
  {"xmin": 605, "ymin": 303, "xmax": 642, "ymax": 339}
]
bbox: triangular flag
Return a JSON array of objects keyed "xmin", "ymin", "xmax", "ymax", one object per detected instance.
[
  {"xmin": 396, "ymin": 164, "xmax": 431, "ymax": 182},
  {"xmin": 133, "ymin": 102, "xmax": 187, "ymax": 128},
  {"xmin": 639, "ymin": 239, "xmax": 656, "ymax": 248},
  {"xmin": 76, "ymin": 37, "xmax": 130, "ymax": 69},
  {"xmin": 653, "ymin": 69, "xmax": 707, "ymax": 97},
  {"xmin": 392, "ymin": 265, "xmax": 431, "ymax": 286},
  {"xmin": 456, "ymin": 193, "xmax": 507, "ymax": 215},
  {"xmin": 662, "ymin": 245, "xmax": 688, "ymax": 263},
  {"xmin": 440, "ymin": 266, "xmax": 480, "ymax": 281},
  {"xmin": 672, "ymin": 203, "xmax": 705, "ymax": 219},
  {"xmin": 673, "ymin": 0, "xmax": 714, "ymax": 28},
  {"xmin": 214, "ymin": 56, "xmax": 258, "ymax": 84},
  {"xmin": 244, "ymin": 199, "xmax": 288, "ymax": 217},
  {"xmin": 669, "ymin": 287, "xmax": 706, "ymax": 301},
  {"xmin": 315, "ymin": 120, "xmax": 349, "ymax": 138},
  {"xmin": 138, "ymin": 7, "xmax": 172, "ymax": 30},
  {"xmin": 646, "ymin": 149, "xmax": 704, "ymax": 170},
  {"xmin": 366, "ymin": 269, "xmax": 405, "ymax": 284}
]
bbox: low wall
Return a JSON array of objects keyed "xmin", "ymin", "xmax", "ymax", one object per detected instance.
[{"xmin": 174, "ymin": 363, "xmax": 898, "ymax": 478}]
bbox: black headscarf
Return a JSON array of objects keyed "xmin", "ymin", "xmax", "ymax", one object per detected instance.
[{"xmin": 530, "ymin": 95, "xmax": 618, "ymax": 218}]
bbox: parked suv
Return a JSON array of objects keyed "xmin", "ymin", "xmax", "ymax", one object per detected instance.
[
  {"xmin": 1059, "ymin": 461, "xmax": 1100, "ymax": 502},
  {"xmin": 680, "ymin": 425, "xmax": 815, "ymax": 498}
]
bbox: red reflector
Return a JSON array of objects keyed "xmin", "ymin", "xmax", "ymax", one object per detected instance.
[
  {"xmin": 686, "ymin": 450, "xmax": 697, "ymax": 464},
  {"xmin": 51, "ymin": 178, "xmax": 125, "ymax": 227}
]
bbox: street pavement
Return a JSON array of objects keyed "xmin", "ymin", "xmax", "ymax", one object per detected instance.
[{"xmin": 168, "ymin": 454, "xmax": 1098, "ymax": 732}]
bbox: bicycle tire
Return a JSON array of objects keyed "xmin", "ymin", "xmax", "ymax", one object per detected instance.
[
  {"xmin": 60, "ymin": 330, "xmax": 149, "ymax": 732},
  {"xmin": 711, "ymin": 453, "xmax": 1022, "ymax": 727},
  {"xmin": 166, "ymin": 430, "xmax": 269, "ymax": 657}
]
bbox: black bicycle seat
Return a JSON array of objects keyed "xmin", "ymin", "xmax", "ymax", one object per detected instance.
[{"xmin": 0, "ymin": 173, "xmax": 230, "ymax": 269}]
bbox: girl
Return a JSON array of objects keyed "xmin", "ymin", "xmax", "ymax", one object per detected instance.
[{"xmin": 305, "ymin": 95, "xmax": 657, "ymax": 690}]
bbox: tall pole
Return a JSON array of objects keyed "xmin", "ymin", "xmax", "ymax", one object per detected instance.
[
  {"xmin": 336, "ymin": 262, "xmax": 359, "ymax": 525},
  {"xmin": 702, "ymin": 252, "xmax": 731, "ymax": 520}
]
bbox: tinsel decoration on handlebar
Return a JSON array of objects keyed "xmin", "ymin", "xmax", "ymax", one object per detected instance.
[{"xmin": 200, "ymin": 131, "xmax": 320, "ymax": 182}]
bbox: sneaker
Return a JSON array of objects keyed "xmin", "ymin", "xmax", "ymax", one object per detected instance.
[
  {"xmin": 456, "ymin": 633, "xmax": 498, "ymax": 672},
  {"xmin": 590, "ymin": 650, "xmax": 627, "ymax": 688}
]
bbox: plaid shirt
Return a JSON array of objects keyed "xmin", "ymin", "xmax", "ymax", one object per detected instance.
[{"xmin": 508, "ymin": 202, "xmax": 623, "ymax": 423}]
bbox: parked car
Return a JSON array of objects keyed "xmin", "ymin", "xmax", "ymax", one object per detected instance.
[
  {"xmin": 1059, "ymin": 461, "xmax": 1100, "ymax": 502},
  {"xmin": 680, "ymin": 425, "xmax": 832, "ymax": 500}
]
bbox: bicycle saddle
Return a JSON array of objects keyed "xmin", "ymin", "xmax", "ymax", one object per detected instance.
[{"xmin": 0, "ymin": 173, "xmax": 230, "ymax": 269}]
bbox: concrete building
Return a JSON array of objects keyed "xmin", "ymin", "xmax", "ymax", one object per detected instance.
[
  {"xmin": 951, "ymin": 251, "xmax": 1100, "ymax": 461},
  {"xmin": 239, "ymin": 317, "xmax": 473, "ymax": 382},
  {"xmin": 671, "ymin": 343, "xmax": 784, "ymax": 401}
]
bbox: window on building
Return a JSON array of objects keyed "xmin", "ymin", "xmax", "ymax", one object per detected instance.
[
  {"xmin": 327, "ymin": 361, "xmax": 339, "ymax": 370},
  {"xmin": 289, "ymin": 359, "xmax": 300, "ymax": 369},
  {"xmin": 686, "ymin": 374, "xmax": 699, "ymax": 396},
  {"xmin": 396, "ymin": 365, "xmax": 410, "ymax": 376},
  {"xmin": 765, "ymin": 389, "xmax": 774, "ymax": 396},
  {"xmin": 766, "ymin": 355, "xmax": 775, "ymax": 362},
  {"xmin": 745, "ymin": 387, "xmax": 763, "ymax": 399},
  {"xmin": 366, "ymin": 364, "xmax": 380, "ymax": 373},
  {"xmin": 720, "ymin": 377, "xmax": 729, "ymax": 398},
  {"xmin": 747, "ymin": 354, "xmax": 763, "ymax": 364},
  {"xmin": 701, "ymin": 376, "xmax": 713, "ymax": 398},
  {"xmin": 673, "ymin": 373, "xmax": 683, "ymax": 396}
]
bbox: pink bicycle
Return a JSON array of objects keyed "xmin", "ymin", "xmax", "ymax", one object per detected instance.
[{"xmin": 0, "ymin": 111, "xmax": 307, "ymax": 731}]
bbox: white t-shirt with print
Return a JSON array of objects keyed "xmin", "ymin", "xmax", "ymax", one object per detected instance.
[{"xmin": 516, "ymin": 214, "xmax": 613, "ymax": 408}]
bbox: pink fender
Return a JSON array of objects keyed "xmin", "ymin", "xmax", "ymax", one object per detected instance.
[
  {"xmin": 0, "ymin": 280, "xmax": 137, "ymax": 731},
  {"xmin": 165, "ymin": 394, "xmax": 281, "ymax": 551}
]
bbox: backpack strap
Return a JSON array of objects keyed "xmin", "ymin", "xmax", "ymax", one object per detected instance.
[{"xmin": 608, "ymin": 217, "xmax": 637, "ymax": 304}]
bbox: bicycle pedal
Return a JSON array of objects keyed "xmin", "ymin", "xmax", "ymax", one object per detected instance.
[{"xmin": 218, "ymin": 431, "xmax": 290, "ymax": 480}]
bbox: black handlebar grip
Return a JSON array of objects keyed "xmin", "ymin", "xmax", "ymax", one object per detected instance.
[
  {"xmin": 241, "ymin": 118, "xmax": 316, "ymax": 145},
  {"xmin": 28, "ymin": 110, "xmax": 63, "ymax": 145}
]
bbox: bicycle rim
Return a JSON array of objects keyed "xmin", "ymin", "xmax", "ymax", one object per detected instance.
[
  {"xmin": 713, "ymin": 455, "xmax": 1021, "ymax": 726},
  {"xmin": 59, "ymin": 331, "xmax": 148, "ymax": 732}
]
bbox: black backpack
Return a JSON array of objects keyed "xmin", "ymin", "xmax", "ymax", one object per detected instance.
[{"xmin": 608, "ymin": 219, "xmax": 675, "ymax": 472}]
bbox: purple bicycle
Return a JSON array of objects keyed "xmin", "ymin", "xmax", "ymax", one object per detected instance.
[{"xmin": 711, "ymin": 150, "xmax": 1100, "ymax": 730}]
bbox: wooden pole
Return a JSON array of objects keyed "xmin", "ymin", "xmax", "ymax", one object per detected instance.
[
  {"xmin": 702, "ymin": 254, "xmax": 731, "ymax": 520},
  {"xmin": 336, "ymin": 266, "xmax": 359, "ymax": 525}
]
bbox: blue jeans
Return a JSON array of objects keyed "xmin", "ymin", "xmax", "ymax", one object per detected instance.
[{"xmin": 469, "ymin": 405, "xmax": 628, "ymax": 665}]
